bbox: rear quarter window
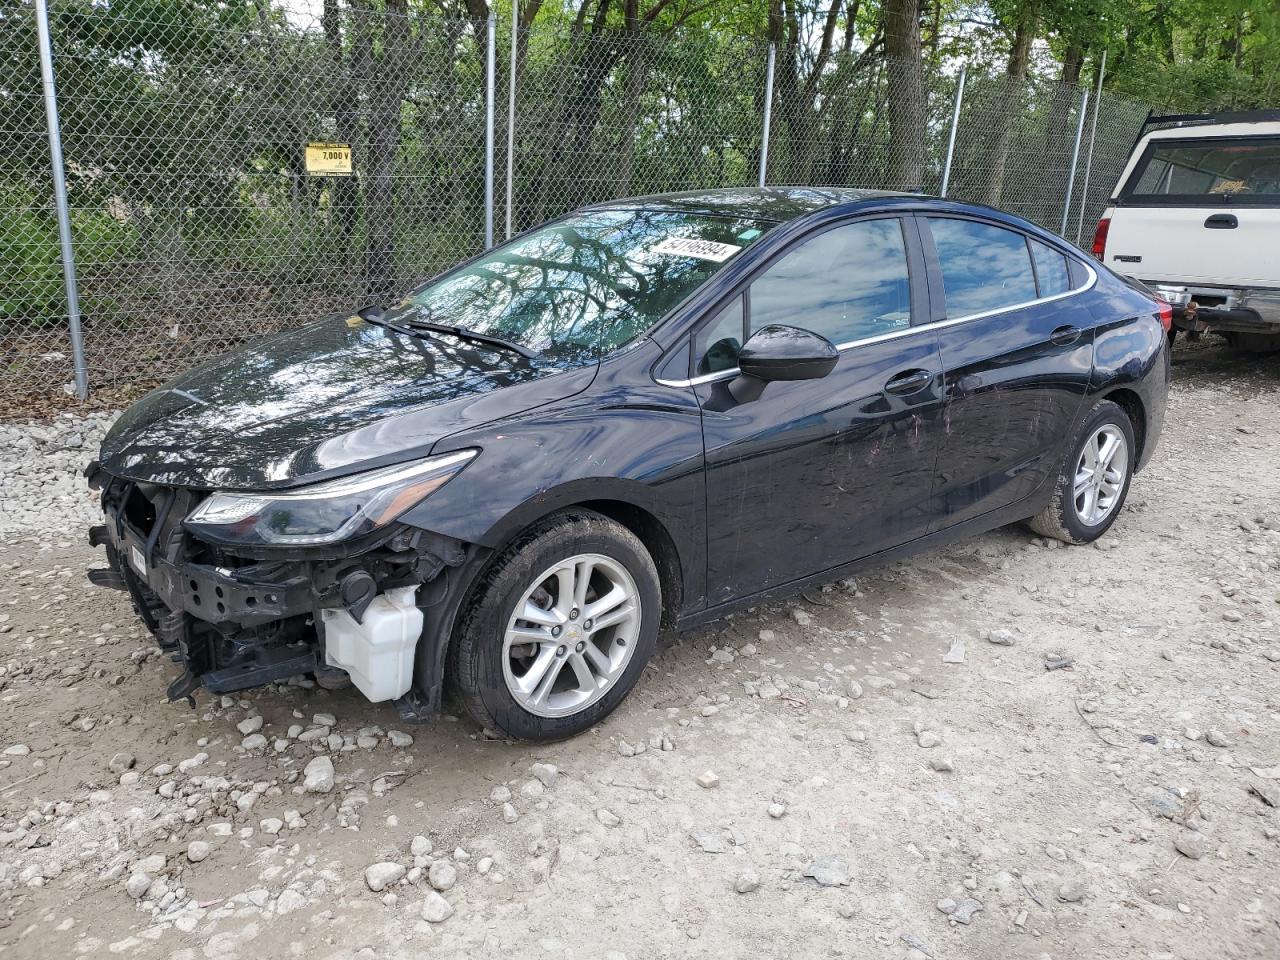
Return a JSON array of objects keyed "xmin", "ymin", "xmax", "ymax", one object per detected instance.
[{"xmin": 1030, "ymin": 240, "xmax": 1072, "ymax": 296}]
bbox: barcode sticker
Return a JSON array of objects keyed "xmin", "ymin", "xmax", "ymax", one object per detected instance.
[{"xmin": 651, "ymin": 237, "xmax": 742, "ymax": 262}]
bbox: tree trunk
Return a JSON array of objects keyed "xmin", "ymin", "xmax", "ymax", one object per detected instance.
[
  {"xmin": 356, "ymin": 0, "xmax": 410, "ymax": 305},
  {"xmin": 883, "ymin": 0, "xmax": 925, "ymax": 191},
  {"xmin": 323, "ymin": 0, "xmax": 359, "ymax": 244},
  {"xmin": 613, "ymin": 33, "xmax": 651, "ymax": 194},
  {"xmin": 1035, "ymin": 39, "xmax": 1085, "ymax": 225},
  {"xmin": 980, "ymin": 2, "xmax": 1037, "ymax": 208}
]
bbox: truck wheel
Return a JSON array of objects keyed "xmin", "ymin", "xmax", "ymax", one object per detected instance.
[
  {"xmin": 448, "ymin": 509, "xmax": 660, "ymax": 741},
  {"xmin": 1029, "ymin": 399, "xmax": 1136, "ymax": 544}
]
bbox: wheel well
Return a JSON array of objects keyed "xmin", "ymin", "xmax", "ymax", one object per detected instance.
[
  {"xmin": 578, "ymin": 499, "xmax": 683, "ymax": 630},
  {"xmin": 1101, "ymin": 388, "xmax": 1147, "ymax": 464}
]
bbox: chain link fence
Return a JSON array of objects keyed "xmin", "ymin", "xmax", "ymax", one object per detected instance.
[{"xmin": 1, "ymin": 0, "xmax": 1151, "ymax": 409}]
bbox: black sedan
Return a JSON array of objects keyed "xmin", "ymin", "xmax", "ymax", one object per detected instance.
[{"xmin": 88, "ymin": 188, "xmax": 1170, "ymax": 740}]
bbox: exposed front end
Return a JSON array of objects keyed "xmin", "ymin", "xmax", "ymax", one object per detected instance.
[{"xmin": 85, "ymin": 459, "xmax": 473, "ymax": 712}]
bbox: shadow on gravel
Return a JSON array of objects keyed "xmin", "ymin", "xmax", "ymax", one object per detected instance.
[{"xmin": 1170, "ymin": 334, "xmax": 1280, "ymax": 392}]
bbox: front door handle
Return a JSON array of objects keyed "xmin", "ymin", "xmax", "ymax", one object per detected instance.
[
  {"xmin": 884, "ymin": 368, "xmax": 933, "ymax": 395},
  {"xmin": 1050, "ymin": 325, "xmax": 1081, "ymax": 346},
  {"xmin": 1204, "ymin": 213, "xmax": 1238, "ymax": 229}
]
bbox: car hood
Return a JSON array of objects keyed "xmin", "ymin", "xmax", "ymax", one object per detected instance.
[{"xmin": 99, "ymin": 314, "xmax": 597, "ymax": 489}]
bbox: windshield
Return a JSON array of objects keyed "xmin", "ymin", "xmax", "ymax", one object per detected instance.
[
  {"xmin": 1125, "ymin": 136, "xmax": 1280, "ymax": 202},
  {"xmin": 405, "ymin": 209, "xmax": 772, "ymax": 362}
]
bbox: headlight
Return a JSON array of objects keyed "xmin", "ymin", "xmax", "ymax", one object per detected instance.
[{"xmin": 184, "ymin": 450, "xmax": 476, "ymax": 546}]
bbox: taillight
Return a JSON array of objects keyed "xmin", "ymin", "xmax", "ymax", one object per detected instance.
[
  {"xmin": 1091, "ymin": 217, "xmax": 1110, "ymax": 259},
  {"xmin": 1155, "ymin": 299, "xmax": 1173, "ymax": 332}
]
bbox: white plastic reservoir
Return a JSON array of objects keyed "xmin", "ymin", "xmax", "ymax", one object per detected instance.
[{"xmin": 321, "ymin": 586, "xmax": 422, "ymax": 702}]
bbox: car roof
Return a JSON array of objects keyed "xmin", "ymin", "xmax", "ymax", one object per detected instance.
[{"xmin": 585, "ymin": 186, "xmax": 916, "ymax": 223}]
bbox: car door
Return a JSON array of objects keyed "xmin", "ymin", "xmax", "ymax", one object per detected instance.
[
  {"xmin": 922, "ymin": 216, "xmax": 1095, "ymax": 530},
  {"xmin": 677, "ymin": 215, "xmax": 946, "ymax": 606}
]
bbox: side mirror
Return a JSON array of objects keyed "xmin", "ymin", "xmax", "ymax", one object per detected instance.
[{"xmin": 737, "ymin": 325, "xmax": 838, "ymax": 382}]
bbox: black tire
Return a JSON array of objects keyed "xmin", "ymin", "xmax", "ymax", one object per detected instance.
[
  {"xmin": 448, "ymin": 509, "xmax": 661, "ymax": 741},
  {"xmin": 1029, "ymin": 399, "xmax": 1136, "ymax": 544}
]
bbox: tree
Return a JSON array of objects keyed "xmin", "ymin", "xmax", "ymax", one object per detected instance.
[{"xmin": 883, "ymin": 0, "xmax": 925, "ymax": 191}]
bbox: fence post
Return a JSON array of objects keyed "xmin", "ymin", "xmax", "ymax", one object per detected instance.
[
  {"xmin": 940, "ymin": 65, "xmax": 966, "ymax": 198},
  {"xmin": 484, "ymin": 14, "xmax": 496, "ymax": 249},
  {"xmin": 35, "ymin": 0, "xmax": 88, "ymax": 400},
  {"xmin": 1060, "ymin": 87, "xmax": 1089, "ymax": 236},
  {"xmin": 1074, "ymin": 49, "xmax": 1107, "ymax": 244},
  {"xmin": 504, "ymin": 6, "xmax": 518, "ymax": 240},
  {"xmin": 758, "ymin": 43, "xmax": 775, "ymax": 188}
]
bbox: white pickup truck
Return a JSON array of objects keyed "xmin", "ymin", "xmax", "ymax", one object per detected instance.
[{"xmin": 1091, "ymin": 111, "xmax": 1280, "ymax": 351}]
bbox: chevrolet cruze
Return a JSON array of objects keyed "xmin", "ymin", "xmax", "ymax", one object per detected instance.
[{"xmin": 88, "ymin": 188, "xmax": 1170, "ymax": 740}]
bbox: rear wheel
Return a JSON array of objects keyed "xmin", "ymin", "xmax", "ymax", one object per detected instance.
[
  {"xmin": 449, "ymin": 509, "xmax": 660, "ymax": 741},
  {"xmin": 1029, "ymin": 399, "xmax": 1135, "ymax": 544}
]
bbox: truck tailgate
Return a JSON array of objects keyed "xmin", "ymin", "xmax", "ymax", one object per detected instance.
[{"xmin": 1104, "ymin": 205, "xmax": 1280, "ymax": 287}]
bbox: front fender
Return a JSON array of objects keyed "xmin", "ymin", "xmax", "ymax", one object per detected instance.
[{"xmin": 397, "ymin": 350, "xmax": 707, "ymax": 614}]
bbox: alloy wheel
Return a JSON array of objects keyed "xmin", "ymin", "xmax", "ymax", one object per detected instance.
[
  {"xmin": 502, "ymin": 553, "xmax": 641, "ymax": 718},
  {"xmin": 1073, "ymin": 424, "xmax": 1128, "ymax": 526}
]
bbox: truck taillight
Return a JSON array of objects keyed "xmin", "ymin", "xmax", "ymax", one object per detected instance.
[
  {"xmin": 1091, "ymin": 217, "xmax": 1110, "ymax": 259},
  {"xmin": 1154, "ymin": 299, "xmax": 1173, "ymax": 332}
]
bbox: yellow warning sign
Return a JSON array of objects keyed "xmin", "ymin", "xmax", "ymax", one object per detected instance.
[{"xmin": 305, "ymin": 142, "xmax": 352, "ymax": 176}]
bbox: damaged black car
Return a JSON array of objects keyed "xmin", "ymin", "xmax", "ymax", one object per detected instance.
[{"xmin": 88, "ymin": 188, "xmax": 1169, "ymax": 741}]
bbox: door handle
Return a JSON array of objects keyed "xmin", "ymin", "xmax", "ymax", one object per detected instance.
[
  {"xmin": 1050, "ymin": 325, "xmax": 1081, "ymax": 345},
  {"xmin": 884, "ymin": 369, "xmax": 933, "ymax": 395},
  {"xmin": 1204, "ymin": 213, "xmax": 1238, "ymax": 229}
]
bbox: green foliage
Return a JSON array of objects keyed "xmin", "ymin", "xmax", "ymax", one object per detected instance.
[{"xmin": 0, "ymin": 0, "xmax": 1275, "ymax": 397}]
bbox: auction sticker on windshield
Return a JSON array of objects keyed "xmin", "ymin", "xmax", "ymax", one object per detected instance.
[{"xmin": 651, "ymin": 237, "xmax": 742, "ymax": 262}]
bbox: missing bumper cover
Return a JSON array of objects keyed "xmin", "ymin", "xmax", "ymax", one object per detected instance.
[{"xmin": 88, "ymin": 471, "xmax": 470, "ymax": 707}]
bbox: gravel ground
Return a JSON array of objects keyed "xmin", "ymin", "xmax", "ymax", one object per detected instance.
[{"xmin": 1, "ymin": 337, "xmax": 1278, "ymax": 960}]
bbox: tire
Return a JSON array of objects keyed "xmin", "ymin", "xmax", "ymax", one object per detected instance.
[
  {"xmin": 448, "ymin": 509, "xmax": 661, "ymax": 741},
  {"xmin": 1029, "ymin": 399, "xmax": 1136, "ymax": 544}
]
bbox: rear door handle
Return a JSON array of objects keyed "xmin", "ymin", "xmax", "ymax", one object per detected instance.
[
  {"xmin": 1050, "ymin": 325, "xmax": 1081, "ymax": 345},
  {"xmin": 1204, "ymin": 214, "xmax": 1238, "ymax": 229},
  {"xmin": 884, "ymin": 369, "xmax": 933, "ymax": 395}
]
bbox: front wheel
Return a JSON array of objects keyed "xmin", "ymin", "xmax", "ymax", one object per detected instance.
[
  {"xmin": 448, "ymin": 509, "xmax": 661, "ymax": 741},
  {"xmin": 1029, "ymin": 399, "xmax": 1136, "ymax": 544}
]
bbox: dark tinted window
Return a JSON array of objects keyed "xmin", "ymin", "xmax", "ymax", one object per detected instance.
[
  {"xmin": 1030, "ymin": 239, "xmax": 1071, "ymax": 296},
  {"xmin": 409, "ymin": 210, "xmax": 771, "ymax": 363},
  {"xmin": 749, "ymin": 218, "xmax": 911, "ymax": 344},
  {"xmin": 927, "ymin": 218, "xmax": 1037, "ymax": 316},
  {"xmin": 696, "ymin": 296, "xmax": 745, "ymax": 375},
  {"xmin": 1128, "ymin": 137, "xmax": 1280, "ymax": 199}
]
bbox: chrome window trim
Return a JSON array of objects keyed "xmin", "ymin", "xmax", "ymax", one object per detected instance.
[{"xmin": 654, "ymin": 259, "xmax": 1098, "ymax": 389}]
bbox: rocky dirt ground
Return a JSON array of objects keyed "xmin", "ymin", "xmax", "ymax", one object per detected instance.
[{"xmin": 0, "ymin": 337, "xmax": 1277, "ymax": 960}]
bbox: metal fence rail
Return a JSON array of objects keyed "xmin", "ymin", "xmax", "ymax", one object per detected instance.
[{"xmin": 0, "ymin": 1, "xmax": 1152, "ymax": 407}]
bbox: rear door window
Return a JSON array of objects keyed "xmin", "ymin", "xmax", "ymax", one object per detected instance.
[{"xmin": 926, "ymin": 217, "xmax": 1038, "ymax": 317}]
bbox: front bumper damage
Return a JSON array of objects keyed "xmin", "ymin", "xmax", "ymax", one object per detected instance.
[{"xmin": 85, "ymin": 463, "xmax": 470, "ymax": 715}]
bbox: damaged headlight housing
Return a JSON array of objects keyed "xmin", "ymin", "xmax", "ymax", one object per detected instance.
[{"xmin": 184, "ymin": 450, "xmax": 476, "ymax": 546}]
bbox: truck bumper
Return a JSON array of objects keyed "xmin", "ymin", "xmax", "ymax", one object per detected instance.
[{"xmin": 1151, "ymin": 283, "xmax": 1280, "ymax": 336}]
